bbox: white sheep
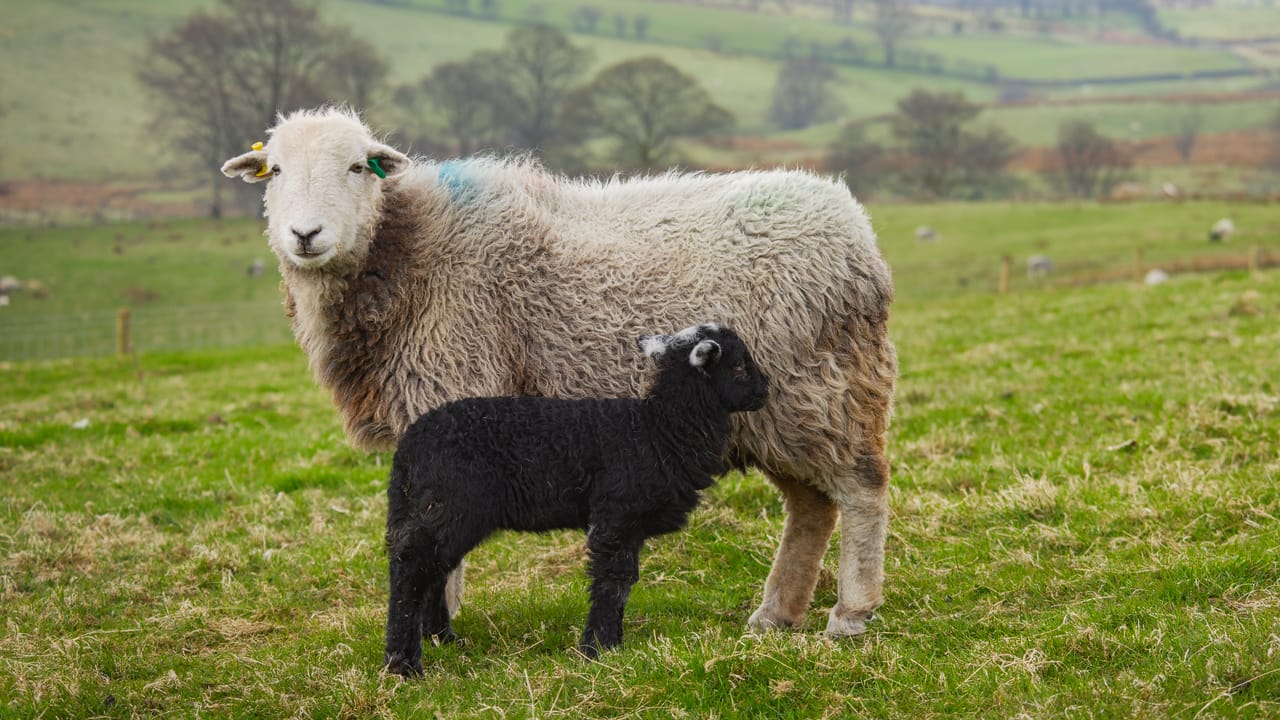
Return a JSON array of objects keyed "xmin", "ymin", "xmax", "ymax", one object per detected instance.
[
  {"xmin": 1209, "ymin": 218, "xmax": 1235, "ymax": 242},
  {"xmin": 1027, "ymin": 254, "xmax": 1053, "ymax": 279},
  {"xmin": 222, "ymin": 107, "xmax": 897, "ymax": 639}
]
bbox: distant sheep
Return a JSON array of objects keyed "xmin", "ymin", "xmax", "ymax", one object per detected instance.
[
  {"xmin": 246, "ymin": 258, "xmax": 266, "ymax": 277},
  {"xmin": 383, "ymin": 323, "xmax": 770, "ymax": 676},
  {"xmin": 915, "ymin": 225, "xmax": 939, "ymax": 242},
  {"xmin": 1027, "ymin": 255, "xmax": 1054, "ymax": 279},
  {"xmin": 1209, "ymin": 218, "xmax": 1235, "ymax": 242},
  {"xmin": 223, "ymin": 107, "xmax": 896, "ymax": 639},
  {"xmin": 0, "ymin": 276, "xmax": 20, "ymax": 294}
]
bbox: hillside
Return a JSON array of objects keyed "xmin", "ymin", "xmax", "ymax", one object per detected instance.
[{"xmin": 1, "ymin": 0, "xmax": 1275, "ymax": 202}]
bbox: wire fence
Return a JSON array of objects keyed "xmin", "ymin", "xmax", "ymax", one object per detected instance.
[{"xmin": 0, "ymin": 301, "xmax": 293, "ymax": 362}]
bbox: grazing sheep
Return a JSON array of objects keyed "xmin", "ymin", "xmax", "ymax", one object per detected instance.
[
  {"xmin": 1209, "ymin": 218, "xmax": 1235, "ymax": 243},
  {"xmin": 914, "ymin": 225, "xmax": 939, "ymax": 242},
  {"xmin": 383, "ymin": 323, "xmax": 770, "ymax": 676},
  {"xmin": 246, "ymin": 258, "xmax": 266, "ymax": 277},
  {"xmin": 0, "ymin": 276, "xmax": 20, "ymax": 294},
  {"xmin": 1144, "ymin": 269, "xmax": 1169, "ymax": 286},
  {"xmin": 1027, "ymin": 254, "xmax": 1054, "ymax": 279},
  {"xmin": 222, "ymin": 107, "xmax": 896, "ymax": 639}
]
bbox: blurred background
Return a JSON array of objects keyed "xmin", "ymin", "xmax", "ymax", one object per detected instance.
[{"xmin": 2, "ymin": 0, "xmax": 1278, "ymax": 359}]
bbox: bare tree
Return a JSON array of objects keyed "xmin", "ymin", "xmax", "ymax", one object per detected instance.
[
  {"xmin": 392, "ymin": 57, "xmax": 503, "ymax": 157},
  {"xmin": 1054, "ymin": 119, "xmax": 1130, "ymax": 198},
  {"xmin": 872, "ymin": 0, "xmax": 914, "ymax": 69},
  {"xmin": 768, "ymin": 57, "xmax": 843, "ymax": 131},
  {"xmin": 561, "ymin": 57, "xmax": 734, "ymax": 171},
  {"xmin": 487, "ymin": 24, "xmax": 593, "ymax": 156},
  {"xmin": 1172, "ymin": 109, "xmax": 1203, "ymax": 165},
  {"xmin": 891, "ymin": 89, "xmax": 1016, "ymax": 198},
  {"xmin": 138, "ymin": 0, "xmax": 388, "ymax": 217},
  {"xmin": 826, "ymin": 123, "xmax": 885, "ymax": 197}
]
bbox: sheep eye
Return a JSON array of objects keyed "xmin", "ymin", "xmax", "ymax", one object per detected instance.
[
  {"xmin": 349, "ymin": 162, "xmax": 364, "ymax": 174},
  {"xmin": 271, "ymin": 165, "xmax": 281, "ymax": 175}
]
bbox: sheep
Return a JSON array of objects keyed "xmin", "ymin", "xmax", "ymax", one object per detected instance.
[
  {"xmin": 1027, "ymin": 254, "xmax": 1054, "ymax": 279},
  {"xmin": 222, "ymin": 107, "xmax": 896, "ymax": 639},
  {"xmin": 1209, "ymin": 218, "xmax": 1235, "ymax": 243},
  {"xmin": 246, "ymin": 258, "xmax": 266, "ymax": 277},
  {"xmin": 914, "ymin": 225, "xmax": 939, "ymax": 242},
  {"xmin": 383, "ymin": 323, "xmax": 770, "ymax": 676}
]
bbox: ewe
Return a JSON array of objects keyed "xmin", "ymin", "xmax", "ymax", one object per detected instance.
[
  {"xmin": 223, "ymin": 107, "xmax": 896, "ymax": 639},
  {"xmin": 383, "ymin": 324, "xmax": 769, "ymax": 676}
]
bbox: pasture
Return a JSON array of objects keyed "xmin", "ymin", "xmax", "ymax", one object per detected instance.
[{"xmin": 2, "ymin": 205, "xmax": 1278, "ymax": 717}]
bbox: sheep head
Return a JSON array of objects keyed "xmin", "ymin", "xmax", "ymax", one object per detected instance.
[
  {"xmin": 222, "ymin": 108, "xmax": 409, "ymax": 272},
  {"xmin": 640, "ymin": 323, "xmax": 771, "ymax": 413}
]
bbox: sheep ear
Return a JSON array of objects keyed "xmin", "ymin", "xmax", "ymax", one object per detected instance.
[
  {"xmin": 367, "ymin": 142, "xmax": 410, "ymax": 180},
  {"xmin": 221, "ymin": 150, "xmax": 270, "ymax": 184},
  {"xmin": 638, "ymin": 334, "xmax": 669, "ymax": 359},
  {"xmin": 690, "ymin": 339, "xmax": 721, "ymax": 368}
]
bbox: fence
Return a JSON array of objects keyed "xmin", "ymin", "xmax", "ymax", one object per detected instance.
[{"xmin": 0, "ymin": 301, "xmax": 292, "ymax": 362}]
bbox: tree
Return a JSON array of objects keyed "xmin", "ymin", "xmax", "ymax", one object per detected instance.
[
  {"xmin": 392, "ymin": 57, "xmax": 503, "ymax": 157},
  {"xmin": 890, "ymin": 89, "xmax": 1015, "ymax": 198},
  {"xmin": 872, "ymin": 0, "xmax": 914, "ymax": 69},
  {"xmin": 487, "ymin": 24, "xmax": 593, "ymax": 156},
  {"xmin": 1053, "ymin": 119, "xmax": 1130, "ymax": 198},
  {"xmin": 768, "ymin": 57, "xmax": 843, "ymax": 131},
  {"xmin": 138, "ymin": 0, "xmax": 387, "ymax": 217},
  {"xmin": 561, "ymin": 57, "xmax": 734, "ymax": 171},
  {"xmin": 1172, "ymin": 109, "xmax": 1203, "ymax": 165},
  {"xmin": 825, "ymin": 123, "xmax": 884, "ymax": 197}
]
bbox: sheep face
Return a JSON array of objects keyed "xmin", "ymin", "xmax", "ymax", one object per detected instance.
[
  {"xmin": 641, "ymin": 324, "xmax": 770, "ymax": 412},
  {"xmin": 222, "ymin": 110, "xmax": 409, "ymax": 271}
]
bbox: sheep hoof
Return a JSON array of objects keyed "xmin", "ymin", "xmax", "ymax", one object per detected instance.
[
  {"xmin": 823, "ymin": 607, "xmax": 876, "ymax": 638},
  {"xmin": 427, "ymin": 628, "xmax": 458, "ymax": 646},
  {"xmin": 746, "ymin": 607, "xmax": 798, "ymax": 634},
  {"xmin": 576, "ymin": 642, "xmax": 600, "ymax": 660},
  {"xmin": 384, "ymin": 653, "xmax": 423, "ymax": 678}
]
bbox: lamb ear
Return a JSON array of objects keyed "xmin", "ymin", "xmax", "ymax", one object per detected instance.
[
  {"xmin": 367, "ymin": 142, "xmax": 410, "ymax": 179},
  {"xmin": 638, "ymin": 334, "xmax": 670, "ymax": 359},
  {"xmin": 221, "ymin": 150, "xmax": 270, "ymax": 184},
  {"xmin": 690, "ymin": 339, "xmax": 721, "ymax": 368}
]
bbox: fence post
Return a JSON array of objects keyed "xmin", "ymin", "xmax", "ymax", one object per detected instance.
[
  {"xmin": 1133, "ymin": 247, "xmax": 1144, "ymax": 284},
  {"xmin": 999, "ymin": 255, "xmax": 1012, "ymax": 295},
  {"xmin": 116, "ymin": 308, "xmax": 132, "ymax": 357}
]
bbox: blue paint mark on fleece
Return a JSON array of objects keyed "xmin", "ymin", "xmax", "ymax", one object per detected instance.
[{"xmin": 437, "ymin": 160, "xmax": 477, "ymax": 204}]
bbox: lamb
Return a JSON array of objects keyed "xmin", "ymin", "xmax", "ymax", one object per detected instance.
[
  {"xmin": 383, "ymin": 323, "xmax": 770, "ymax": 676},
  {"xmin": 222, "ymin": 107, "xmax": 896, "ymax": 639}
]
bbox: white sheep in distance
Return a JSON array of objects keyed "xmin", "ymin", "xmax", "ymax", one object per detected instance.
[
  {"xmin": 222, "ymin": 107, "xmax": 897, "ymax": 639},
  {"xmin": 1209, "ymin": 218, "xmax": 1235, "ymax": 242}
]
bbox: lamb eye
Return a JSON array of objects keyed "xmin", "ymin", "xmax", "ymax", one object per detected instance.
[
  {"xmin": 350, "ymin": 162, "xmax": 364, "ymax": 174},
  {"xmin": 272, "ymin": 165, "xmax": 281, "ymax": 175}
]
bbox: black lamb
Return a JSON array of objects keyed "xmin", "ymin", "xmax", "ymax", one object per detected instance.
[{"xmin": 383, "ymin": 323, "xmax": 770, "ymax": 676}]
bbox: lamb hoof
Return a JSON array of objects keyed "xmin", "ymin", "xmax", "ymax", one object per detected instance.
[
  {"xmin": 823, "ymin": 607, "xmax": 875, "ymax": 638},
  {"xmin": 427, "ymin": 628, "xmax": 458, "ymax": 646},
  {"xmin": 577, "ymin": 642, "xmax": 600, "ymax": 660},
  {"xmin": 747, "ymin": 606, "xmax": 798, "ymax": 634},
  {"xmin": 384, "ymin": 652, "xmax": 423, "ymax": 678}
]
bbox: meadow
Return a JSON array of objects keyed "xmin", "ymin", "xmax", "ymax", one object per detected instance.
[{"xmin": 2, "ymin": 203, "xmax": 1279, "ymax": 717}]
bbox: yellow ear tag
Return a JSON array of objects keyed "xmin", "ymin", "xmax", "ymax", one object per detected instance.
[{"xmin": 251, "ymin": 142, "xmax": 270, "ymax": 177}]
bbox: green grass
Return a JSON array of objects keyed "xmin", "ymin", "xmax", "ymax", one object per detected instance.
[
  {"xmin": 3, "ymin": 251, "xmax": 1279, "ymax": 716},
  {"xmin": 1158, "ymin": 5, "xmax": 1280, "ymax": 40}
]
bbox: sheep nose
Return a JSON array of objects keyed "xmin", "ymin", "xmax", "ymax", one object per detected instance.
[{"xmin": 291, "ymin": 225, "xmax": 322, "ymax": 248}]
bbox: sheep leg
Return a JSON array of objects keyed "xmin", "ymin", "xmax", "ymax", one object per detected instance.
[
  {"xmin": 384, "ymin": 547, "xmax": 429, "ymax": 677},
  {"xmin": 443, "ymin": 563, "xmax": 465, "ymax": 619},
  {"xmin": 579, "ymin": 532, "xmax": 642, "ymax": 659},
  {"xmin": 421, "ymin": 570, "xmax": 457, "ymax": 646},
  {"xmin": 748, "ymin": 475, "xmax": 838, "ymax": 632},
  {"xmin": 824, "ymin": 454, "xmax": 889, "ymax": 638}
]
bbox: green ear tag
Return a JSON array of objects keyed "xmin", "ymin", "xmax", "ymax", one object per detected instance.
[{"xmin": 367, "ymin": 157, "xmax": 387, "ymax": 179}]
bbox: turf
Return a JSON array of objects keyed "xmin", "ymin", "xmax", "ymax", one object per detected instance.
[{"xmin": 2, "ymin": 208, "xmax": 1279, "ymax": 717}]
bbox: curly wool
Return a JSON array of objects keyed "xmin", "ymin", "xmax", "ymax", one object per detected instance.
[{"xmin": 282, "ymin": 151, "xmax": 895, "ymax": 501}]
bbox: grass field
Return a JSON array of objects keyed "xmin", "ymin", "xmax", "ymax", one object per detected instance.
[
  {"xmin": 0, "ymin": 0, "xmax": 1265, "ymax": 186},
  {"xmin": 3, "ymin": 239, "xmax": 1278, "ymax": 716}
]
